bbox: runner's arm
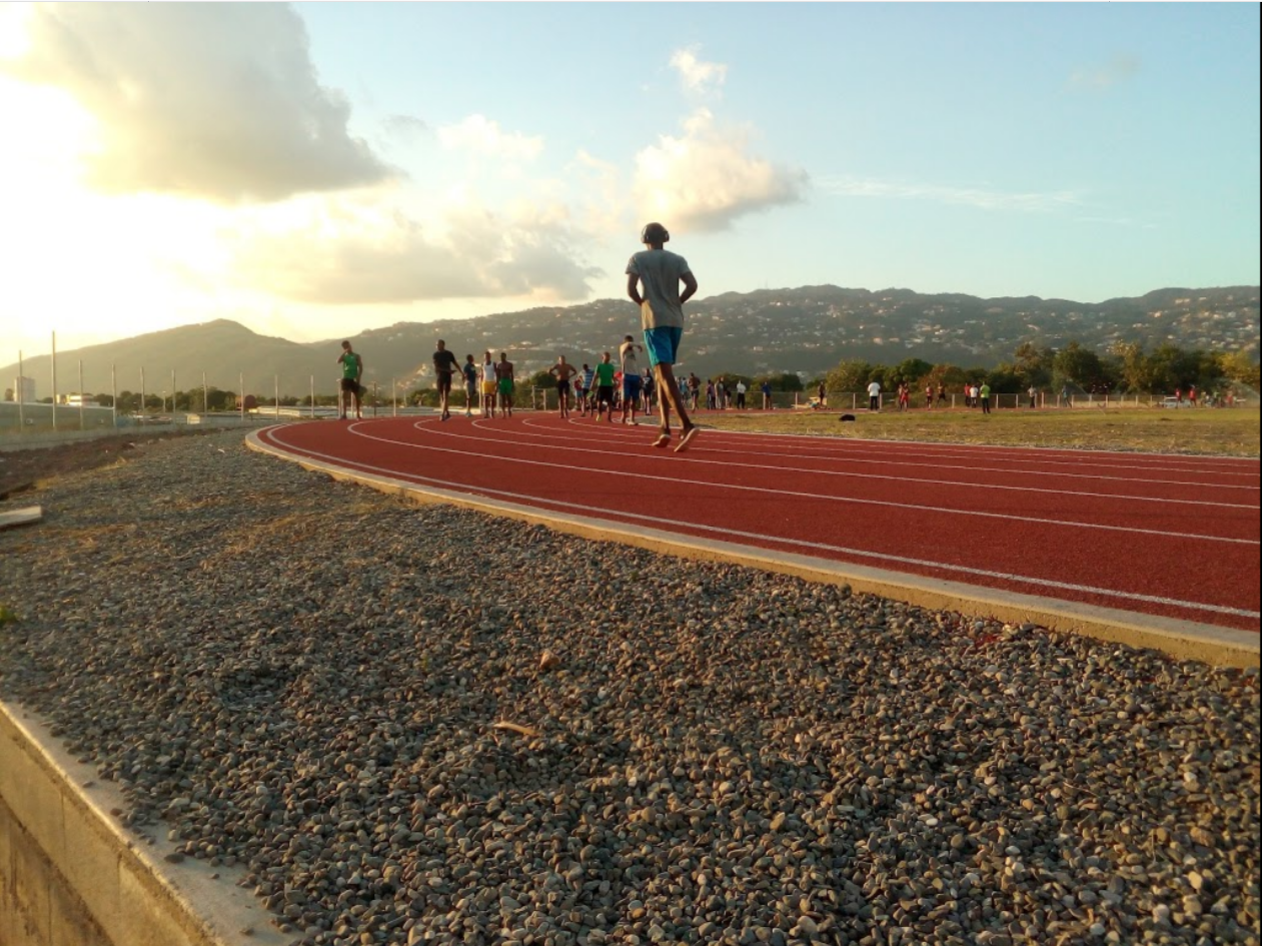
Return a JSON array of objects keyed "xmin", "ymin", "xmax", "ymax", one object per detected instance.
[
  {"xmin": 627, "ymin": 274, "xmax": 643, "ymax": 306},
  {"xmin": 679, "ymin": 272, "xmax": 697, "ymax": 305}
]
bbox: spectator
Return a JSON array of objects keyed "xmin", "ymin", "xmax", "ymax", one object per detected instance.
[{"xmin": 867, "ymin": 379, "xmax": 881, "ymax": 412}]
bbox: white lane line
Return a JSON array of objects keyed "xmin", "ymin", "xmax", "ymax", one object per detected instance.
[
  {"xmin": 535, "ymin": 417, "xmax": 1262, "ymax": 490},
  {"xmin": 259, "ymin": 428, "xmax": 1260, "ymax": 621},
  {"xmin": 680, "ymin": 425, "xmax": 1262, "ymax": 475},
  {"xmin": 421, "ymin": 417, "xmax": 1259, "ymax": 513},
  {"xmin": 297, "ymin": 423, "xmax": 1259, "ymax": 546}
]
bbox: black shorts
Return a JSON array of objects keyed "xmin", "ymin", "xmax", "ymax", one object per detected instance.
[
  {"xmin": 341, "ymin": 378, "xmax": 360, "ymax": 393},
  {"xmin": 436, "ymin": 373, "xmax": 453, "ymax": 394},
  {"xmin": 596, "ymin": 385, "xmax": 614, "ymax": 405},
  {"xmin": 557, "ymin": 380, "xmax": 571, "ymax": 395}
]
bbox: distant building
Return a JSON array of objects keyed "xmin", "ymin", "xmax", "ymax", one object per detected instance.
[
  {"xmin": 63, "ymin": 393, "xmax": 98, "ymax": 407},
  {"xmin": 12, "ymin": 376, "xmax": 35, "ymax": 402}
]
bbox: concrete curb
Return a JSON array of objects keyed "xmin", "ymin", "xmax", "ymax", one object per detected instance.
[
  {"xmin": 247, "ymin": 428, "xmax": 1260, "ymax": 669},
  {"xmin": 0, "ymin": 700, "xmax": 287, "ymax": 946}
]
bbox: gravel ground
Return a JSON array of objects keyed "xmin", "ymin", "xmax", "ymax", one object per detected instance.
[{"xmin": 0, "ymin": 428, "xmax": 1257, "ymax": 946}]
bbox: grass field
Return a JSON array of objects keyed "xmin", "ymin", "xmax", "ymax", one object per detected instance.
[{"xmin": 696, "ymin": 406, "xmax": 1261, "ymax": 457}]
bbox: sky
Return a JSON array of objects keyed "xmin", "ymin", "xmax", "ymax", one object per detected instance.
[{"xmin": 1, "ymin": 2, "xmax": 1258, "ymax": 361}]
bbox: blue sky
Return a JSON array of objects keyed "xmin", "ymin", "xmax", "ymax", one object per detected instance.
[{"xmin": 1, "ymin": 2, "xmax": 1258, "ymax": 361}]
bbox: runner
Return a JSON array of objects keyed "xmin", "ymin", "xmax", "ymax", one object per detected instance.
[
  {"xmin": 462, "ymin": 354, "xmax": 479, "ymax": 417},
  {"xmin": 580, "ymin": 363, "xmax": 595, "ymax": 417},
  {"xmin": 592, "ymin": 352, "xmax": 616, "ymax": 423},
  {"xmin": 495, "ymin": 352, "xmax": 515, "ymax": 418},
  {"xmin": 432, "ymin": 340, "xmax": 459, "ymax": 421},
  {"xmin": 336, "ymin": 340, "xmax": 363, "ymax": 420},
  {"xmin": 549, "ymin": 355, "xmax": 579, "ymax": 418},
  {"xmin": 619, "ymin": 335, "xmax": 644, "ymax": 425},
  {"xmin": 626, "ymin": 221, "xmax": 699, "ymax": 452},
  {"xmin": 481, "ymin": 352, "xmax": 498, "ymax": 419}
]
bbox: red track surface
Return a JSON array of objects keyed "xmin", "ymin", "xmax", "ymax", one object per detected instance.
[{"xmin": 259, "ymin": 415, "xmax": 1261, "ymax": 634}]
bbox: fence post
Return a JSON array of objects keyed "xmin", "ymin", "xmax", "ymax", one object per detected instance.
[
  {"xmin": 111, "ymin": 364, "xmax": 117, "ymax": 428},
  {"xmin": 16, "ymin": 351, "xmax": 24, "ymax": 432},
  {"xmin": 51, "ymin": 331, "xmax": 57, "ymax": 431},
  {"xmin": 78, "ymin": 359, "xmax": 85, "ymax": 430}
]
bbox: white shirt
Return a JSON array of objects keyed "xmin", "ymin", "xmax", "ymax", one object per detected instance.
[{"xmin": 867, "ymin": 382, "xmax": 881, "ymax": 397}]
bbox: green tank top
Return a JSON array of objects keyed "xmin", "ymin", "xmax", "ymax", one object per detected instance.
[{"xmin": 341, "ymin": 352, "xmax": 361, "ymax": 379}]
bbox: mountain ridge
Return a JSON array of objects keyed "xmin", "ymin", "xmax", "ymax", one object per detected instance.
[{"xmin": 4, "ymin": 284, "xmax": 1257, "ymax": 397}]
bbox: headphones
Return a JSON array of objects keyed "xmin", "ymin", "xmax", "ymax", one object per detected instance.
[{"xmin": 641, "ymin": 222, "xmax": 670, "ymax": 244}]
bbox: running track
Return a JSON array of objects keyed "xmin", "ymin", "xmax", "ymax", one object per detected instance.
[{"xmin": 254, "ymin": 415, "xmax": 1260, "ymax": 638}]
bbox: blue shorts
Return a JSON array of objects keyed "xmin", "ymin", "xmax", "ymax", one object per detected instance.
[
  {"xmin": 643, "ymin": 327, "xmax": 682, "ymax": 367},
  {"xmin": 623, "ymin": 375, "xmax": 643, "ymax": 401}
]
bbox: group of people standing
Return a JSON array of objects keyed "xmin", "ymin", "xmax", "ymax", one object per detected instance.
[
  {"xmin": 547, "ymin": 339, "xmax": 658, "ymax": 423},
  {"xmin": 432, "ymin": 343, "xmax": 517, "ymax": 422}
]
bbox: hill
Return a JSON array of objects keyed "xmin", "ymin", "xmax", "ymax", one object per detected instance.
[{"xmin": 3, "ymin": 285, "xmax": 1257, "ymax": 398}]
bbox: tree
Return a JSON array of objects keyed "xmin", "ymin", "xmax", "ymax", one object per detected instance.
[
  {"xmin": 527, "ymin": 370, "xmax": 556, "ymax": 390},
  {"xmin": 984, "ymin": 366, "xmax": 1023, "ymax": 394},
  {"xmin": 1113, "ymin": 342, "xmax": 1164, "ymax": 393},
  {"xmin": 1013, "ymin": 341, "xmax": 1054, "ymax": 387},
  {"xmin": 1053, "ymin": 342, "xmax": 1114, "ymax": 394},
  {"xmin": 825, "ymin": 360, "xmax": 873, "ymax": 394},
  {"xmin": 892, "ymin": 358, "xmax": 934, "ymax": 386},
  {"xmin": 1219, "ymin": 350, "xmax": 1261, "ymax": 391},
  {"xmin": 767, "ymin": 373, "xmax": 804, "ymax": 392}
]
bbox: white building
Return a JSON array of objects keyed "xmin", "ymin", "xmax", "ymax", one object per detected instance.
[{"xmin": 12, "ymin": 376, "xmax": 35, "ymax": 402}]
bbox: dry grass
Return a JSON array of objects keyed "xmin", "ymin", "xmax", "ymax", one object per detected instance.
[{"xmin": 695, "ymin": 406, "xmax": 1261, "ymax": 457}]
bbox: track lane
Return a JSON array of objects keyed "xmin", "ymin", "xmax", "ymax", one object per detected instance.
[{"xmin": 259, "ymin": 418, "xmax": 1260, "ymax": 632}]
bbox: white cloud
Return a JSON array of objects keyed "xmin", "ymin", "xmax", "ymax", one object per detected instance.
[
  {"xmin": 228, "ymin": 194, "xmax": 602, "ymax": 305},
  {"xmin": 437, "ymin": 115, "xmax": 544, "ymax": 162},
  {"xmin": 670, "ymin": 46, "xmax": 727, "ymax": 97},
  {"xmin": 633, "ymin": 109, "xmax": 807, "ymax": 232},
  {"xmin": 815, "ymin": 175, "xmax": 1084, "ymax": 213},
  {"xmin": 0, "ymin": 3, "xmax": 392, "ymax": 203}
]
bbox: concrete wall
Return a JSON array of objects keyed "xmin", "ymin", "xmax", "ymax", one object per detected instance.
[
  {"xmin": 0, "ymin": 702, "xmax": 285, "ymax": 946},
  {"xmin": 0, "ymin": 793, "xmax": 107, "ymax": 946}
]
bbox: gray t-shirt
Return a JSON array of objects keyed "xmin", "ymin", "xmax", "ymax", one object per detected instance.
[{"xmin": 626, "ymin": 248, "xmax": 692, "ymax": 330}]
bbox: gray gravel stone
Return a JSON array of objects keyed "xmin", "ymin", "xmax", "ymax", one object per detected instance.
[{"xmin": 0, "ymin": 428, "xmax": 1258, "ymax": 946}]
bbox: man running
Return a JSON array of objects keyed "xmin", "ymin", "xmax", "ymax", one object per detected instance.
[
  {"xmin": 336, "ymin": 340, "xmax": 363, "ymax": 420},
  {"xmin": 495, "ymin": 352, "xmax": 515, "ymax": 417},
  {"xmin": 619, "ymin": 335, "xmax": 644, "ymax": 425},
  {"xmin": 627, "ymin": 222, "xmax": 699, "ymax": 452},
  {"xmin": 549, "ymin": 355, "xmax": 579, "ymax": 418},
  {"xmin": 432, "ymin": 340, "xmax": 459, "ymax": 421}
]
